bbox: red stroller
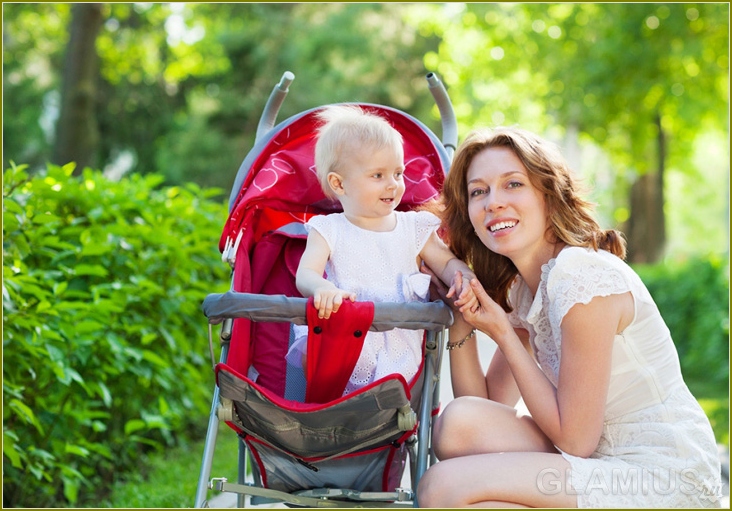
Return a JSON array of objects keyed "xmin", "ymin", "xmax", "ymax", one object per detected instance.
[{"xmin": 195, "ymin": 71, "xmax": 457, "ymax": 508}]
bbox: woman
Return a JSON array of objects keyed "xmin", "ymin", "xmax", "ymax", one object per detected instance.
[{"xmin": 417, "ymin": 127, "xmax": 721, "ymax": 508}]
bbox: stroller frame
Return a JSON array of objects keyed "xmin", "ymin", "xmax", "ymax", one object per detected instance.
[{"xmin": 195, "ymin": 71, "xmax": 458, "ymax": 508}]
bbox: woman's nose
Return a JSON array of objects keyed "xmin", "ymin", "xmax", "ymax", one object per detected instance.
[{"xmin": 484, "ymin": 191, "xmax": 503, "ymax": 212}]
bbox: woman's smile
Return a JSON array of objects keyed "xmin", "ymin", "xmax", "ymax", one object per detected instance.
[{"xmin": 487, "ymin": 218, "xmax": 518, "ymax": 235}]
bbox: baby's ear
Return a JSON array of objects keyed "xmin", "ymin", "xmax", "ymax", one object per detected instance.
[{"xmin": 327, "ymin": 172, "xmax": 346, "ymax": 195}]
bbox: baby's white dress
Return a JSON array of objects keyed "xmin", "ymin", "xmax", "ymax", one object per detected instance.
[
  {"xmin": 508, "ymin": 247, "xmax": 722, "ymax": 508},
  {"xmin": 287, "ymin": 210, "xmax": 439, "ymax": 395}
]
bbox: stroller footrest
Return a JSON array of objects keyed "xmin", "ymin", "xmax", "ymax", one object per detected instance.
[
  {"xmin": 296, "ymin": 487, "xmax": 414, "ymax": 502},
  {"xmin": 213, "ymin": 479, "xmax": 414, "ymax": 507}
]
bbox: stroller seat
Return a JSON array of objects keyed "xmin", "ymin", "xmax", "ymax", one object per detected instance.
[{"xmin": 195, "ymin": 71, "xmax": 457, "ymax": 508}]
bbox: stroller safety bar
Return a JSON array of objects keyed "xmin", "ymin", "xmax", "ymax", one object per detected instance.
[{"xmin": 202, "ymin": 292, "xmax": 454, "ymax": 331}]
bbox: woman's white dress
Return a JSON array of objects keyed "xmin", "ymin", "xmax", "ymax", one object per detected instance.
[
  {"xmin": 287, "ymin": 211, "xmax": 439, "ymax": 395},
  {"xmin": 508, "ymin": 247, "xmax": 722, "ymax": 508}
]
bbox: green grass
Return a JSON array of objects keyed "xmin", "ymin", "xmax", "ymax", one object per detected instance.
[{"xmin": 97, "ymin": 425, "xmax": 241, "ymax": 508}]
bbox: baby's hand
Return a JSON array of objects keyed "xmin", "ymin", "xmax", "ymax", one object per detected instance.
[
  {"xmin": 313, "ymin": 288, "xmax": 357, "ymax": 319},
  {"xmin": 447, "ymin": 271, "xmax": 479, "ymax": 312}
]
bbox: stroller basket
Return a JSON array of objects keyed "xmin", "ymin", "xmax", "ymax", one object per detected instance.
[{"xmin": 195, "ymin": 71, "xmax": 457, "ymax": 508}]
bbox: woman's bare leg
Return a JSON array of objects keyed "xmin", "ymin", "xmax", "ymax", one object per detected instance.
[
  {"xmin": 417, "ymin": 451, "xmax": 576, "ymax": 508},
  {"xmin": 432, "ymin": 396, "xmax": 556, "ymax": 460},
  {"xmin": 417, "ymin": 396, "xmax": 576, "ymax": 507}
]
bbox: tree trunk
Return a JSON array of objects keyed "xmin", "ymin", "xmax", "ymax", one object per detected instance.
[
  {"xmin": 51, "ymin": 3, "xmax": 104, "ymax": 175},
  {"xmin": 626, "ymin": 113, "xmax": 667, "ymax": 264}
]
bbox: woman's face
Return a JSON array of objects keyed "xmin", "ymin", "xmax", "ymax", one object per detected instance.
[{"xmin": 466, "ymin": 146, "xmax": 551, "ymax": 264}]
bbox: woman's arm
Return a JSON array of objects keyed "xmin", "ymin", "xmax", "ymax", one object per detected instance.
[
  {"xmin": 423, "ymin": 263, "xmax": 522, "ymax": 403},
  {"xmin": 484, "ymin": 334, "xmax": 526, "ymax": 406},
  {"xmin": 461, "ymin": 278, "xmax": 631, "ymax": 457},
  {"xmin": 551, "ymin": 293, "xmax": 631, "ymax": 455},
  {"xmin": 447, "ymin": 311, "xmax": 528, "ymax": 406},
  {"xmin": 446, "ymin": 315, "xmax": 489, "ymax": 399}
]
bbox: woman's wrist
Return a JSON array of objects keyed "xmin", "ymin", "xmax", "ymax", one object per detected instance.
[
  {"xmin": 446, "ymin": 314, "xmax": 476, "ymax": 350},
  {"xmin": 446, "ymin": 328, "xmax": 476, "ymax": 350}
]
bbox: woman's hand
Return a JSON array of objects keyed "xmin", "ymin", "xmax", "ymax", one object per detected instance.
[
  {"xmin": 447, "ymin": 271, "xmax": 480, "ymax": 313},
  {"xmin": 459, "ymin": 278, "xmax": 515, "ymax": 346}
]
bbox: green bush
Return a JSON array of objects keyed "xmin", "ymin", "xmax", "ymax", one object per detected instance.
[
  {"xmin": 3, "ymin": 163, "xmax": 229, "ymax": 507},
  {"xmin": 634, "ymin": 254, "xmax": 730, "ymax": 395}
]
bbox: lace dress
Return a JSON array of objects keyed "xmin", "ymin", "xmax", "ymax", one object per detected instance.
[
  {"xmin": 287, "ymin": 211, "xmax": 438, "ymax": 395},
  {"xmin": 508, "ymin": 247, "xmax": 722, "ymax": 508}
]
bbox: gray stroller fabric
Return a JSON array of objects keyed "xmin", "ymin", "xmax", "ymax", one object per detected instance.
[
  {"xmin": 217, "ymin": 367, "xmax": 420, "ymax": 460},
  {"xmin": 250, "ymin": 441, "xmax": 407, "ymax": 494}
]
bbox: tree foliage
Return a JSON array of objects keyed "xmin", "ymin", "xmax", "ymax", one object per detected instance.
[
  {"xmin": 412, "ymin": 2, "xmax": 728, "ymax": 262},
  {"xmin": 4, "ymin": 5, "xmax": 727, "ymax": 251},
  {"xmin": 2, "ymin": 163, "xmax": 228, "ymax": 506},
  {"xmin": 416, "ymin": 3, "xmax": 728, "ymax": 169},
  {"xmin": 636, "ymin": 254, "xmax": 730, "ymax": 393},
  {"xmin": 2, "ymin": 3, "xmax": 70, "ymax": 170},
  {"xmin": 3, "ymin": 3, "xmax": 441, "ymax": 192}
]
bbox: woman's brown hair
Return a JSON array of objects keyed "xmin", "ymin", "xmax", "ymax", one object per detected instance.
[{"xmin": 438, "ymin": 126, "xmax": 626, "ymax": 311}]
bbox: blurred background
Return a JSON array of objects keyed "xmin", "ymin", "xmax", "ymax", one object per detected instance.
[
  {"xmin": 3, "ymin": 3, "xmax": 729, "ymax": 507},
  {"xmin": 4, "ymin": 3, "xmax": 729, "ymax": 260}
]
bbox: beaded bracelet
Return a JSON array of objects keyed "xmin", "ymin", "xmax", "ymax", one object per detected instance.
[{"xmin": 446, "ymin": 329, "xmax": 476, "ymax": 351}]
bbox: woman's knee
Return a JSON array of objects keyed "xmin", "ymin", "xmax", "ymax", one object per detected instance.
[
  {"xmin": 432, "ymin": 396, "xmax": 488, "ymax": 460},
  {"xmin": 433, "ymin": 396, "xmax": 546, "ymax": 459}
]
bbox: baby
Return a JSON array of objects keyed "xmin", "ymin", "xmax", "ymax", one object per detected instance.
[{"xmin": 287, "ymin": 105, "xmax": 476, "ymax": 395}]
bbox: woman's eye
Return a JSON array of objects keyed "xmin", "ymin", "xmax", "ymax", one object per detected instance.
[
  {"xmin": 469, "ymin": 188, "xmax": 485, "ymax": 198},
  {"xmin": 507, "ymin": 181, "xmax": 523, "ymax": 189}
]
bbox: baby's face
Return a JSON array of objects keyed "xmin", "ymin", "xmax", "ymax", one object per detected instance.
[{"xmin": 334, "ymin": 144, "xmax": 406, "ymax": 223}]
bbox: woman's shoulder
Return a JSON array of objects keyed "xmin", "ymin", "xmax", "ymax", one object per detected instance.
[
  {"xmin": 554, "ymin": 246, "xmax": 629, "ymax": 273},
  {"xmin": 547, "ymin": 246, "xmax": 638, "ymax": 303}
]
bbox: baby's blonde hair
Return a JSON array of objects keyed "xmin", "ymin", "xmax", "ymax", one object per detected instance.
[{"xmin": 314, "ymin": 105, "xmax": 404, "ymax": 198}]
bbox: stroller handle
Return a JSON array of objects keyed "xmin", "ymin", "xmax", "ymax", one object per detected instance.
[
  {"xmin": 256, "ymin": 71, "xmax": 295, "ymax": 142},
  {"xmin": 426, "ymin": 72, "xmax": 458, "ymax": 161},
  {"xmin": 202, "ymin": 291, "xmax": 454, "ymax": 332},
  {"xmin": 253, "ymin": 71, "xmax": 457, "ymax": 158}
]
